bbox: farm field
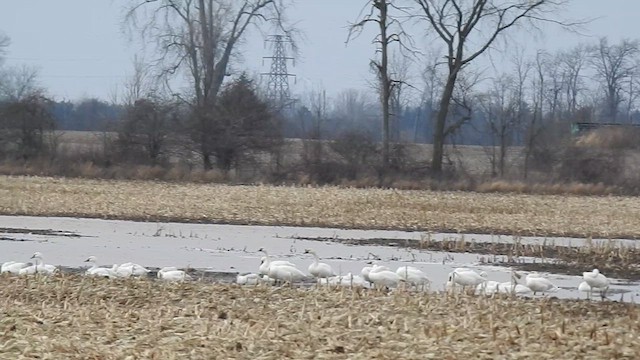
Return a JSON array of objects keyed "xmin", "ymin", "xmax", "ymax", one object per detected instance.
[
  {"xmin": 1, "ymin": 175, "xmax": 640, "ymax": 358},
  {"xmin": 0, "ymin": 274, "xmax": 638, "ymax": 359},
  {"xmin": 0, "ymin": 175, "xmax": 639, "ymax": 239}
]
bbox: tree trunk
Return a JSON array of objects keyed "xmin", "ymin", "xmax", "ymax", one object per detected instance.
[
  {"xmin": 217, "ymin": 149, "xmax": 234, "ymax": 173},
  {"xmin": 203, "ymin": 153, "xmax": 213, "ymax": 170},
  {"xmin": 378, "ymin": 0, "xmax": 391, "ymax": 172},
  {"xmin": 499, "ymin": 129, "xmax": 507, "ymax": 177},
  {"xmin": 431, "ymin": 69, "xmax": 459, "ymax": 176}
]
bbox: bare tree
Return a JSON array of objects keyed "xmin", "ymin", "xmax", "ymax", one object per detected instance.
[
  {"xmin": 332, "ymin": 88, "xmax": 376, "ymax": 133},
  {"xmin": 125, "ymin": 0, "xmax": 290, "ymax": 170},
  {"xmin": 122, "ymin": 56, "xmax": 156, "ymax": 106},
  {"xmin": 508, "ymin": 47, "xmax": 532, "ymax": 146},
  {"xmin": 559, "ymin": 44, "xmax": 588, "ymax": 117},
  {"xmin": 589, "ymin": 37, "xmax": 640, "ymax": 123},
  {"xmin": 0, "ymin": 65, "xmax": 40, "ymax": 101},
  {"xmin": 348, "ymin": 0, "xmax": 411, "ymax": 170},
  {"xmin": 479, "ymin": 74, "xmax": 518, "ymax": 177},
  {"xmin": 117, "ymin": 97, "xmax": 175, "ymax": 166},
  {"xmin": 544, "ymin": 52, "xmax": 565, "ymax": 120},
  {"xmin": 389, "ymin": 51, "xmax": 413, "ymax": 143},
  {"xmin": 411, "ymin": 0, "xmax": 571, "ymax": 176},
  {"xmin": 523, "ymin": 49, "xmax": 576, "ymax": 178},
  {"xmin": 624, "ymin": 60, "xmax": 640, "ymax": 122},
  {"xmin": 415, "ymin": 49, "xmax": 443, "ymax": 143},
  {"xmin": 0, "ymin": 92, "xmax": 55, "ymax": 160},
  {"xmin": 0, "ymin": 32, "xmax": 9, "ymax": 64}
]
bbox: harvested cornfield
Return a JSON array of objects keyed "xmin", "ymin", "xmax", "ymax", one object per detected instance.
[
  {"xmin": 0, "ymin": 274, "xmax": 638, "ymax": 359},
  {"xmin": 0, "ymin": 175, "xmax": 640, "ymax": 239}
]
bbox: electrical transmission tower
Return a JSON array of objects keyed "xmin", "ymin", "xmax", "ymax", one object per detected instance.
[{"xmin": 262, "ymin": 35, "xmax": 295, "ymax": 109}]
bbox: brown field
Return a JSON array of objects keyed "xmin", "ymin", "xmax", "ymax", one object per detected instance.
[
  {"xmin": 2, "ymin": 175, "xmax": 640, "ymax": 359},
  {"xmin": 1, "ymin": 274, "xmax": 638, "ymax": 359},
  {"xmin": 0, "ymin": 175, "xmax": 639, "ymax": 239}
]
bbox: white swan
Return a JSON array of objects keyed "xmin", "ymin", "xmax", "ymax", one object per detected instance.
[
  {"xmin": 19, "ymin": 252, "xmax": 57, "ymax": 275},
  {"xmin": 583, "ymin": 269, "xmax": 609, "ymax": 298},
  {"xmin": 109, "ymin": 264, "xmax": 134, "ymax": 278},
  {"xmin": 267, "ymin": 264, "xmax": 307, "ymax": 284},
  {"xmin": 361, "ymin": 266, "xmax": 373, "ymax": 283},
  {"xmin": 84, "ymin": 256, "xmax": 115, "ymax": 278},
  {"xmin": 450, "ymin": 268, "xmax": 487, "ymax": 289},
  {"xmin": 496, "ymin": 272, "xmax": 532, "ymax": 295},
  {"xmin": 1, "ymin": 260, "xmax": 29, "ymax": 274},
  {"xmin": 304, "ymin": 249, "xmax": 335, "ymax": 282},
  {"xmin": 116, "ymin": 263, "xmax": 150, "ymax": 277},
  {"xmin": 319, "ymin": 273, "xmax": 368, "ymax": 288},
  {"xmin": 445, "ymin": 273, "xmax": 458, "ymax": 292},
  {"xmin": 578, "ymin": 281, "xmax": 607, "ymax": 300},
  {"xmin": 362, "ymin": 263, "xmax": 390, "ymax": 284},
  {"xmin": 476, "ymin": 280, "xmax": 501, "ymax": 295},
  {"xmin": 236, "ymin": 273, "xmax": 261, "ymax": 285},
  {"xmin": 578, "ymin": 281, "xmax": 591, "ymax": 291},
  {"xmin": 519, "ymin": 272, "xmax": 559, "ymax": 295},
  {"xmin": 396, "ymin": 266, "xmax": 430, "ymax": 290},
  {"xmin": 368, "ymin": 264, "xmax": 401, "ymax": 289},
  {"xmin": 257, "ymin": 248, "xmax": 296, "ymax": 276},
  {"xmin": 497, "ymin": 281, "xmax": 532, "ymax": 295},
  {"xmin": 157, "ymin": 267, "xmax": 192, "ymax": 282}
]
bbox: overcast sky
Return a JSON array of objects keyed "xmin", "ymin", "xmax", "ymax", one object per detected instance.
[{"xmin": 0, "ymin": 1, "xmax": 638, "ymax": 102}]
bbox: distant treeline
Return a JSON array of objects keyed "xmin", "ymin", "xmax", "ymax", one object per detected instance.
[
  {"xmin": 47, "ymin": 97, "xmax": 640, "ymax": 147},
  {"xmin": 51, "ymin": 99, "xmax": 123, "ymax": 132}
]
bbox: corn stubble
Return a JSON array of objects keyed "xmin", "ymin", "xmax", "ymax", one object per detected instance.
[
  {"xmin": 0, "ymin": 274, "xmax": 638, "ymax": 359},
  {"xmin": 1, "ymin": 176, "xmax": 640, "ymax": 239}
]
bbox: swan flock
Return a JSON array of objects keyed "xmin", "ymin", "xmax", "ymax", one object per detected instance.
[{"xmin": 1, "ymin": 250, "xmax": 610, "ymax": 299}]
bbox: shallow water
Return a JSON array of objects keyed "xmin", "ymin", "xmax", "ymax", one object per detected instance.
[{"xmin": 0, "ymin": 215, "xmax": 638, "ymax": 302}]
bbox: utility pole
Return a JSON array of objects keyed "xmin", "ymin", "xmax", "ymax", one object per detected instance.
[{"xmin": 262, "ymin": 34, "xmax": 296, "ymax": 109}]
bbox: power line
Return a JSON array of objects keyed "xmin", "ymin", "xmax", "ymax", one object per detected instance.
[
  {"xmin": 5, "ymin": 56, "xmax": 117, "ymax": 63},
  {"xmin": 261, "ymin": 34, "xmax": 296, "ymax": 108},
  {"xmin": 39, "ymin": 75, "xmax": 127, "ymax": 79}
]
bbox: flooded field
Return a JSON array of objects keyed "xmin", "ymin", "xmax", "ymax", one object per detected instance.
[{"xmin": 0, "ymin": 215, "xmax": 638, "ymax": 302}]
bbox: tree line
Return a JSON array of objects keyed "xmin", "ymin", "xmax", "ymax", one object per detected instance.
[{"xmin": 1, "ymin": 1, "xmax": 639, "ymax": 190}]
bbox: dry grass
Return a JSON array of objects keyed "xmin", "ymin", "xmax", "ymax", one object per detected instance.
[
  {"xmin": 420, "ymin": 235, "xmax": 640, "ymax": 279},
  {"xmin": 1, "ymin": 273, "xmax": 639, "ymax": 359},
  {"xmin": 0, "ymin": 175, "xmax": 639, "ymax": 239},
  {"xmin": 55, "ymin": 130, "xmax": 522, "ymax": 176},
  {"xmin": 475, "ymin": 180, "xmax": 618, "ymax": 196},
  {"xmin": 575, "ymin": 127, "xmax": 640, "ymax": 149}
]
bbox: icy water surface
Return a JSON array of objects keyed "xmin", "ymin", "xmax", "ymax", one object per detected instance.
[{"xmin": 0, "ymin": 215, "xmax": 638, "ymax": 302}]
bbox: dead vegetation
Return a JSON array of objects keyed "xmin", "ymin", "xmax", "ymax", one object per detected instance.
[
  {"xmin": 0, "ymin": 274, "xmax": 638, "ymax": 359},
  {"xmin": 0, "ymin": 175, "xmax": 640, "ymax": 239}
]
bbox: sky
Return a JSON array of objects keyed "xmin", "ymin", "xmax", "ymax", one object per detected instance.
[{"xmin": 0, "ymin": 0, "xmax": 638, "ymax": 102}]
